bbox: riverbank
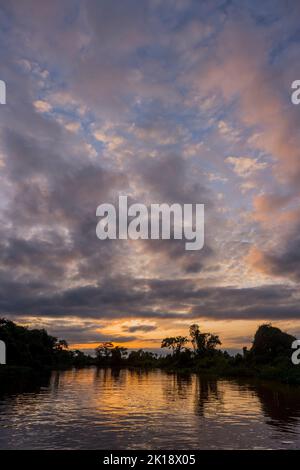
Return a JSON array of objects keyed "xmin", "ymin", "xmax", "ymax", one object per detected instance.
[{"xmin": 1, "ymin": 319, "xmax": 299, "ymax": 391}]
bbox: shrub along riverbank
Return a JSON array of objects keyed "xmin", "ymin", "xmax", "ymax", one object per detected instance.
[{"xmin": 0, "ymin": 319, "xmax": 299, "ymax": 390}]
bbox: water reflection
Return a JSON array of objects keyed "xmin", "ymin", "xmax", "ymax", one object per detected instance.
[
  {"xmin": 251, "ymin": 382, "xmax": 300, "ymax": 432},
  {"xmin": 163, "ymin": 373, "xmax": 192, "ymax": 401},
  {"xmin": 0, "ymin": 368, "xmax": 299, "ymax": 449},
  {"xmin": 194, "ymin": 378, "xmax": 223, "ymax": 417}
]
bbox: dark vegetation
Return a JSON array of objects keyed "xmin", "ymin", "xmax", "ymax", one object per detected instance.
[
  {"xmin": 0, "ymin": 318, "xmax": 299, "ymax": 389},
  {"xmin": 0, "ymin": 318, "xmax": 94, "ymax": 391},
  {"xmin": 0, "ymin": 318, "xmax": 94, "ymax": 369}
]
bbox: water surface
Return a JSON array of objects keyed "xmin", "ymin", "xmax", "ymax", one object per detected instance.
[{"xmin": 0, "ymin": 367, "xmax": 300, "ymax": 449}]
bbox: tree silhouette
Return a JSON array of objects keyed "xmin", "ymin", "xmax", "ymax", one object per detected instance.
[
  {"xmin": 250, "ymin": 323, "xmax": 296, "ymax": 364},
  {"xmin": 189, "ymin": 324, "xmax": 221, "ymax": 356},
  {"xmin": 189, "ymin": 324, "xmax": 200, "ymax": 353},
  {"xmin": 0, "ymin": 318, "xmax": 79, "ymax": 368},
  {"xmin": 111, "ymin": 346, "xmax": 128, "ymax": 365},
  {"xmin": 161, "ymin": 336, "xmax": 188, "ymax": 356},
  {"xmin": 95, "ymin": 342, "xmax": 114, "ymax": 363}
]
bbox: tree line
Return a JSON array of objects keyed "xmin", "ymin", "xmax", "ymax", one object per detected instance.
[
  {"xmin": 0, "ymin": 318, "xmax": 93, "ymax": 369},
  {"xmin": 94, "ymin": 323, "xmax": 300, "ymax": 386},
  {"xmin": 0, "ymin": 318, "xmax": 299, "ymax": 385}
]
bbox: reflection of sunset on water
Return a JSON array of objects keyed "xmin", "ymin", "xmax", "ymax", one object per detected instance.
[{"xmin": 1, "ymin": 368, "xmax": 299, "ymax": 449}]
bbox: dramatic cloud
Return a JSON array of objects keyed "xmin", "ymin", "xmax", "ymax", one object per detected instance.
[{"xmin": 1, "ymin": 0, "xmax": 300, "ymax": 348}]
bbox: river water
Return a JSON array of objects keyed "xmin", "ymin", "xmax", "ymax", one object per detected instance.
[{"xmin": 0, "ymin": 367, "xmax": 300, "ymax": 449}]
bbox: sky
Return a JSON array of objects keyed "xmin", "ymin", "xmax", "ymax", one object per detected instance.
[{"xmin": 1, "ymin": 0, "xmax": 300, "ymax": 353}]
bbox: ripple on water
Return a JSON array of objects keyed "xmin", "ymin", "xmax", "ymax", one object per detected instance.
[{"xmin": 0, "ymin": 368, "xmax": 300, "ymax": 449}]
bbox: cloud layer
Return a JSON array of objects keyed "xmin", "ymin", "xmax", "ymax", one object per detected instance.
[{"xmin": 1, "ymin": 0, "xmax": 300, "ymax": 348}]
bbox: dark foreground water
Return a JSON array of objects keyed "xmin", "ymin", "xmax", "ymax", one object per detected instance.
[{"xmin": 0, "ymin": 367, "xmax": 300, "ymax": 449}]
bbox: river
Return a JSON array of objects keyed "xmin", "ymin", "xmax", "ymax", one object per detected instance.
[{"xmin": 0, "ymin": 367, "xmax": 300, "ymax": 449}]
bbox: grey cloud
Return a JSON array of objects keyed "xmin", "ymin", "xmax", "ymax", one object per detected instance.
[
  {"xmin": 123, "ymin": 324, "xmax": 158, "ymax": 333},
  {"xmin": 257, "ymin": 230, "xmax": 300, "ymax": 282},
  {"xmin": 1, "ymin": 272, "xmax": 300, "ymax": 322}
]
